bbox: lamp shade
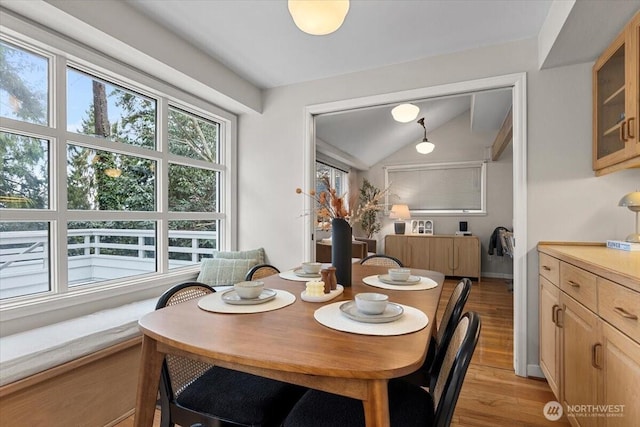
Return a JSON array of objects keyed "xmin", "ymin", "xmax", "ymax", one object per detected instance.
[
  {"xmin": 389, "ymin": 204, "xmax": 411, "ymax": 220},
  {"xmin": 288, "ymin": 0, "xmax": 350, "ymax": 35},
  {"xmin": 391, "ymin": 104, "xmax": 419, "ymax": 123},
  {"xmin": 416, "ymin": 141, "xmax": 435, "ymax": 154},
  {"xmin": 619, "ymin": 191, "xmax": 640, "ymax": 211}
]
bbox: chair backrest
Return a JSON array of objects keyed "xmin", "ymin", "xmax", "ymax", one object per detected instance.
[
  {"xmin": 430, "ymin": 278, "xmax": 472, "ymax": 380},
  {"xmin": 431, "ymin": 311, "xmax": 481, "ymax": 427},
  {"xmin": 245, "ymin": 263, "xmax": 280, "ymax": 281},
  {"xmin": 359, "ymin": 254, "xmax": 403, "ymax": 267},
  {"xmin": 156, "ymin": 282, "xmax": 214, "ymax": 401}
]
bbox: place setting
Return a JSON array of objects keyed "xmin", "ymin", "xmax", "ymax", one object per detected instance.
[
  {"xmin": 314, "ymin": 292, "xmax": 429, "ymax": 336},
  {"xmin": 198, "ymin": 280, "xmax": 296, "ymax": 314},
  {"xmin": 362, "ymin": 267, "xmax": 439, "ymax": 291},
  {"xmin": 278, "ymin": 262, "xmax": 325, "ymax": 282}
]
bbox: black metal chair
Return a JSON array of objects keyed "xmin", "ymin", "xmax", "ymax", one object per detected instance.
[
  {"xmin": 404, "ymin": 278, "xmax": 472, "ymax": 388},
  {"xmin": 359, "ymin": 254, "xmax": 403, "ymax": 267},
  {"xmin": 245, "ymin": 264, "xmax": 280, "ymax": 281},
  {"xmin": 156, "ymin": 282, "xmax": 306, "ymax": 427},
  {"xmin": 282, "ymin": 312, "xmax": 481, "ymax": 427}
]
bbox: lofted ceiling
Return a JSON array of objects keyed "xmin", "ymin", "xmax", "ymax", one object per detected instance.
[{"xmin": 122, "ymin": 0, "xmax": 639, "ymax": 168}]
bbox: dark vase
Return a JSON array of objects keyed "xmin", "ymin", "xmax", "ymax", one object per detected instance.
[{"xmin": 331, "ymin": 218, "xmax": 352, "ymax": 287}]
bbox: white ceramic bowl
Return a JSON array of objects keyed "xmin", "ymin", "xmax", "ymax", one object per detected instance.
[
  {"xmin": 388, "ymin": 268, "xmax": 411, "ymax": 281},
  {"xmin": 355, "ymin": 293, "xmax": 389, "ymax": 315},
  {"xmin": 234, "ymin": 281, "xmax": 264, "ymax": 299},
  {"xmin": 301, "ymin": 262, "xmax": 322, "ymax": 274}
]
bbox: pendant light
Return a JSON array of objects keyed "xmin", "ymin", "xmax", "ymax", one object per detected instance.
[
  {"xmin": 415, "ymin": 118, "xmax": 435, "ymax": 154},
  {"xmin": 391, "ymin": 103, "xmax": 419, "ymax": 123},
  {"xmin": 288, "ymin": 0, "xmax": 350, "ymax": 36}
]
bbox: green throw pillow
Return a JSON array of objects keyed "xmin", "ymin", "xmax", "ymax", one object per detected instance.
[
  {"xmin": 197, "ymin": 258, "xmax": 258, "ymax": 286},
  {"xmin": 215, "ymin": 248, "xmax": 265, "ymax": 265}
]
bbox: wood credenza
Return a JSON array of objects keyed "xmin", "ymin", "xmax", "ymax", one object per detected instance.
[
  {"xmin": 538, "ymin": 243, "xmax": 640, "ymax": 426},
  {"xmin": 384, "ymin": 234, "xmax": 481, "ymax": 281}
]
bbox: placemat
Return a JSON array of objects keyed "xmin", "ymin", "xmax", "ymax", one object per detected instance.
[
  {"xmin": 198, "ymin": 290, "xmax": 296, "ymax": 313},
  {"xmin": 314, "ymin": 301, "xmax": 429, "ymax": 336},
  {"xmin": 362, "ymin": 275, "xmax": 438, "ymax": 291}
]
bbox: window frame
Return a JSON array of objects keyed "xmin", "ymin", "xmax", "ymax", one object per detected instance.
[{"xmin": 0, "ymin": 16, "xmax": 237, "ymax": 324}]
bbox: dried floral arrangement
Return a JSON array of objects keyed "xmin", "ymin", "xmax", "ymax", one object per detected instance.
[{"xmin": 296, "ymin": 176, "xmax": 389, "ymax": 231}]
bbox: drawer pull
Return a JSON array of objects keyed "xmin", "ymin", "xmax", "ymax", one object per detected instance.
[
  {"xmin": 542, "ymin": 265, "xmax": 551, "ymax": 271},
  {"xmin": 567, "ymin": 280, "xmax": 580, "ymax": 288},
  {"xmin": 592, "ymin": 343, "xmax": 602, "ymax": 369},
  {"xmin": 614, "ymin": 306, "xmax": 638, "ymax": 320}
]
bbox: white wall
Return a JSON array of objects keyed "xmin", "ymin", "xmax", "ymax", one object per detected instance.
[
  {"xmin": 238, "ymin": 39, "xmax": 640, "ymax": 371},
  {"xmin": 361, "ymin": 111, "xmax": 514, "ymax": 278}
]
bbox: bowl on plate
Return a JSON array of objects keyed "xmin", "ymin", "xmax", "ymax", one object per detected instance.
[
  {"xmin": 388, "ymin": 268, "xmax": 411, "ymax": 281},
  {"xmin": 301, "ymin": 262, "xmax": 322, "ymax": 274},
  {"xmin": 355, "ymin": 292, "xmax": 389, "ymax": 315},
  {"xmin": 234, "ymin": 281, "xmax": 264, "ymax": 299}
]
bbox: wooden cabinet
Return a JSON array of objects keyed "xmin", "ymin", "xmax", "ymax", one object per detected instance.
[
  {"xmin": 593, "ymin": 11, "xmax": 640, "ymax": 176},
  {"xmin": 385, "ymin": 234, "xmax": 480, "ymax": 280},
  {"xmin": 538, "ymin": 243, "xmax": 640, "ymax": 426},
  {"xmin": 539, "ymin": 276, "xmax": 561, "ymax": 398}
]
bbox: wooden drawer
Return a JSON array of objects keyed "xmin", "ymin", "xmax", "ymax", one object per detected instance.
[
  {"xmin": 560, "ymin": 262, "xmax": 597, "ymax": 312},
  {"xmin": 598, "ymin": 277, "xmax": 640, "ymax": 344},
  {"xmin": 539, "ymin": 253, "xmax": 560, "ymax": 285}
]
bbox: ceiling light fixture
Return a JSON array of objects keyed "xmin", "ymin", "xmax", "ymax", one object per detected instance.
[
  {"xmin": 415, "ymin": 117, "xmax": 435, "ymax": 154},
  {"xmin": 391, "ymin": 103, "xmax": 419, "ymax": 123},
  {"xmin": 288, "ymin": 0, "xmax": 350, "ymax": 36}
]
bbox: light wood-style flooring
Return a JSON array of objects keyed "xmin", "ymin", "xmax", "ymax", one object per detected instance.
[{"xmin": 118, "ymin": 278, "xmax": 568, "ymax": 426}]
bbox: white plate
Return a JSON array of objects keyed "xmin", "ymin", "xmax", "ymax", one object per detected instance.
[
  {"xmin": 339, "ymin": 301, "xmax": 404, "ymax": 323},
  {"xmin": 221, "ymin": 288, "xmax": 277, "ymax": 305},
  {"xmin": 378, "ymin": 274, "xmax": 421, "ymax": 286},
  {"xmin": 301, "ymin": 284, "xmax": 344, "ymax": 302},
  {"xmin": 293, "ymin": 268, "xmax": 322, "ymax": 278}
]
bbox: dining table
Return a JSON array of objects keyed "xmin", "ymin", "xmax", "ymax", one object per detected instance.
[{"xmin": 134, "ymin": 264, "xmax": 445, "ymax": 427}]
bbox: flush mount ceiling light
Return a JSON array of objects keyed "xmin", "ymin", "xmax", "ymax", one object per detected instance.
[
  {"xmin": 288, "ymin": 0, "xmax": 350, "ymax": 36},
  {"xmin": 391, "ymin": 103, "xmax": 419, "ymax": 123},
  {"xmin": 415, "ymin": 117, "xmax": 435, "ymax": 154}
]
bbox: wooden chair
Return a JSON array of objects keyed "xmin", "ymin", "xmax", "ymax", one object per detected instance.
[
  {"xmin": 359, "ymin": 254, "xmax": 403, "ymax": 267},
  {"xmin": 282, "ymin": 312, "xmax": 481, "ymax": 427},
  {"xmin": 245, "ymin": 264, "xmax": 280, "ymax": 281},
  {"xmin": 156, "ymin": 282, "xmax": 306, "ymax": 427}
]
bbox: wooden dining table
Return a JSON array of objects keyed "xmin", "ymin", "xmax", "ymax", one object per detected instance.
[{"xmin": 134, "ymin": 264, "xmax": 445, "ymax": 427}]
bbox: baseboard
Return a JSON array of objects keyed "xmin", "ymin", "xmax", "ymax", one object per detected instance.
[
  {"xmin": 481, "ymin": 272, "xmax": 514, "ymax": 280},
  {"xmin": 527, "ymin": 364, "xmax": 545, "ymax": 378}
]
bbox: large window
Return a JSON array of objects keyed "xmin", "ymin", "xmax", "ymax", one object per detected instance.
[{"xmin": 0, "ymin": 33, "xmax": 232, "ymax": 302}]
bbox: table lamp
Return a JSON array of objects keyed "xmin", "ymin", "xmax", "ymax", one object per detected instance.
[
  {"xmin": 390, "ymin": 204, "xmax": 411, "ymax": 234},
  {"xmin": 619, "ymin": 191, "xmax": 640, "ymax": 243}
]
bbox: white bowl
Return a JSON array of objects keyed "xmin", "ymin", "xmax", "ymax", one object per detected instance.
[
  {"xmin": 234, "ymin": 281, "xmax": 264, "ymax": 299},
  {"xmin": 301, "ymin": 262, "xmax": 322, "ymax": 274},
  {"xmin": 355, "ymin": 293, "xmax": 389, "ymax": 315},
  {"xmin": 388, "ymin": 268, "xmax": 411, "ymax": 281}
]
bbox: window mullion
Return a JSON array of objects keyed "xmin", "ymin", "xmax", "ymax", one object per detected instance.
[
  {"xmin": 53, "ymin": 51, "xmax": 68, "ymax": 294},
  {"xmin": 157, "ymin": 97, "xmax": 169, "ymax": 273}
]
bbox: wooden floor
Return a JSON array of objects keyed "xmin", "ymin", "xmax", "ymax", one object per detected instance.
[{"xmin": 118, "ymin": 278, "xmax": 568, "ymax": 427}]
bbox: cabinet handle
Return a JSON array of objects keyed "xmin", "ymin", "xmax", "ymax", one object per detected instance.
[
  {"xmin": 552, "ymin": 304, "xmax": 559, "ymax": 325},
  {"xmin": 614, "ymin": 306, "xmax": 638, "ymax": 320},
  {"xmin": 567, "ymin": 280, "xmax": 580, "ymax": 288},
  {"xmin": 542, "ymin": 265, "xmax": 551, "ymax": 271},
  {"xmin": 620, "ymin": 119, "xmax": 628, "ymax": 142},
  {"xmin": 628, "ymin": 117, "xmax": 635, "ymax": 139},
  {"xmin": 591, "ymin": 343, "xmax": 602, "ymax": 369},
  {"xmin": 556, "ymin": 307, "xmax": 563, "ymax": 328}
]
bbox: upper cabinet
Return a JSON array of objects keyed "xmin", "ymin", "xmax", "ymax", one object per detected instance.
[{"xmin": 593, "ymin": 11, "xmax": 640, "ymax": 176}]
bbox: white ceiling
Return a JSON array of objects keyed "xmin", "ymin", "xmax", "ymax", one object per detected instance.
[
  {"xmin": 123, "ymin": 0, "xmax": 639, "ymax": 168},
  {"xmin": 128, "ymin": 0, "xmax": 553, "ymax": 89}
]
